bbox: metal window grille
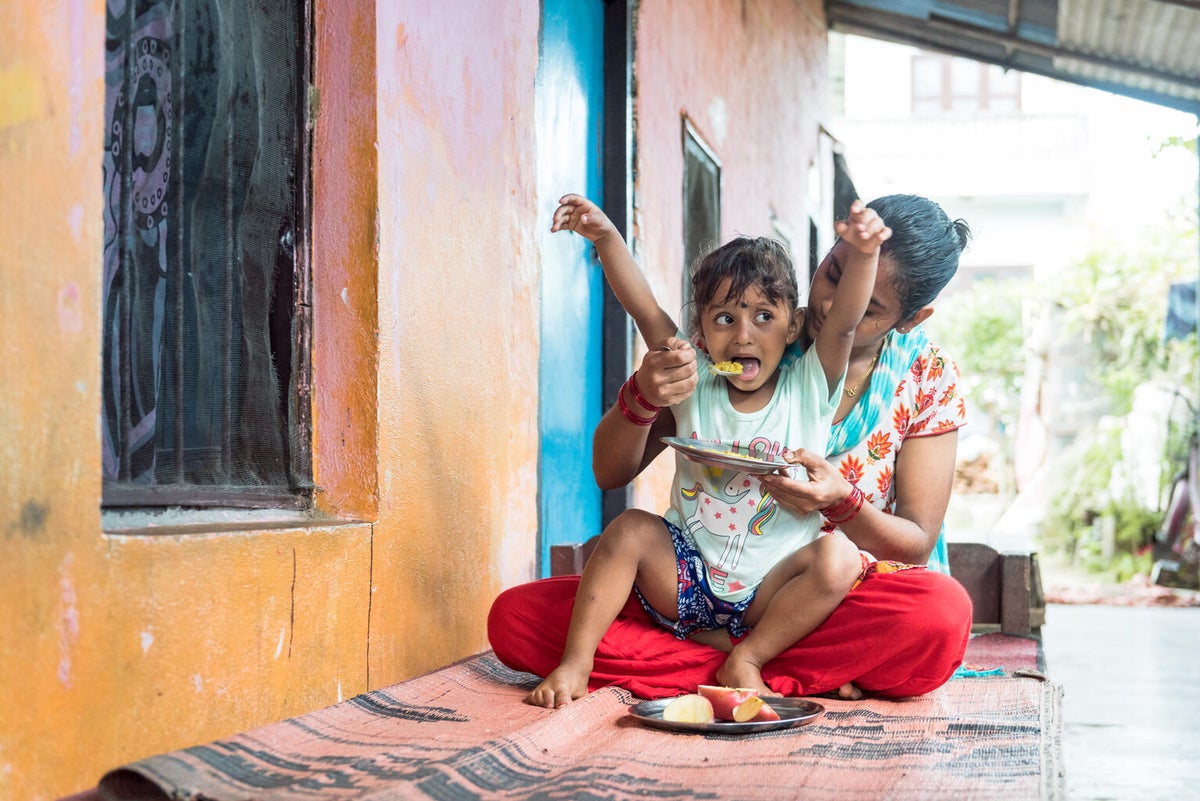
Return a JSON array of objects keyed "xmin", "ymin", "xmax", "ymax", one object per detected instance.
[{"xmin": 101, "ymin": 0, "xmax": 311, "ymax": 509}]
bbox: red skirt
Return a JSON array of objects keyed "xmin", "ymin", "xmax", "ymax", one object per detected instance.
[{"xmin": 487, "ymin": 568, "xmax": 972, "ymax": 699}]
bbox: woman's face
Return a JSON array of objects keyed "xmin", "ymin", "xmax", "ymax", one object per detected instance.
[{"xmin": 806, "ymin": 241, "xmax": 905, "ymax": 348}]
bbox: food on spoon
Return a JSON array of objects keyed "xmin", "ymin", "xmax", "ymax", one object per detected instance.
[
  {"xmin": 697, "ymin": 684, "xmax": 781, "ymax": 722},
  {"xmin": 710, "ymin": 360, "xmax": 743, "ymax": 376},
  {"xmin": 661, "ymin": 693, "xmax": 715, "ymax": 723}
]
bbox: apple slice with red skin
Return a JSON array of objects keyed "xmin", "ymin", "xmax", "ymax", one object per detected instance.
[
  {"xmin": 697, "ymin": 685, "xmax": 781, "ymax": 723},
  {"xmin": 750, "ymin": 698, "xmax": 781, "ymax": 721},
  {"xmin": 661, "ymin": 693, "xmax": 715, "ymax": 723}
]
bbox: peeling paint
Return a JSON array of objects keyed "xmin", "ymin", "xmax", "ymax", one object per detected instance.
[
  {"xmin": 57, "ymin": 283, "xmax": 83, "ymax": 333},
  {"xmin": 68, "ymin": 0, "xmax": 86, "ymax": 155},
  {"xmin": 68, "ymin": 203, "xmax": 84, "ymax": 242},
  {"xmin": 57, "ymin": 554, "xmax": 79, "ymax": 688},
  {"xmin": 193, "ymin": 674, "xmax": 203, "ymax": 693},
  {"xmin": 140, "ymin": 630, "xmax": 154, "ymax": 653},
  {"xmin": 274, "ymin": 627, "xmax": 286, "ymax": 659},
  {"xmin": 341, "ymin": 287, "xmax": 350, "ymax": 306}
]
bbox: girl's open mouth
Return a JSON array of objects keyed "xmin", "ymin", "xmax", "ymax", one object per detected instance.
[{"xmin": 731, "ymin": 358, "xmax": 760, "ymax": 380}]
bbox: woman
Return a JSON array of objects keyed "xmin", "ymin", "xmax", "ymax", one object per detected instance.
[{"xmin": 489, "ymin": 194, "xmax": 974, "ymax": 701}]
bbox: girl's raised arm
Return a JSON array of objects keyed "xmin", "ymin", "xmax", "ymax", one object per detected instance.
[
  {"xmin": 552, "ymin": 194, "xmax": 676, "ymax": 346},
  {"xmin": 813, "ymin": 201, "xmax": 889, "ymax": 392}
]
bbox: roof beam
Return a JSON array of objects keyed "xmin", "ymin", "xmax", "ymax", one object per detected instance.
[
  {"xmin": 1004, "ymin": 0, "xmax": 1021, "ymax": 60},
  {"xmin": 926, "ymin": 13, "xmax": 1200, "ymax": 88},
  {"xmin": 825, "ymin": 1, "xmax": 1200, "ymax": 112}
]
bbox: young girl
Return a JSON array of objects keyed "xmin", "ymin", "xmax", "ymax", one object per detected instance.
[{"xmin": 526, "ymin": 194, "xmax": 891, "ymax": 709}]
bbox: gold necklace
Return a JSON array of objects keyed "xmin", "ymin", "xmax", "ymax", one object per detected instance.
[{"xmin": 843, "ymin": 347, "xmax": 882, "ymax": 398}]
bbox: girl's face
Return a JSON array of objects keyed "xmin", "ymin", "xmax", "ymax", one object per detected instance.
[
  {"xmin": 698, "ymin": 278, "xmax": 800, "ymax": 393},
  {"xmin": 806, "ymin": 241, "xmax": 905, "ymax": 348}
]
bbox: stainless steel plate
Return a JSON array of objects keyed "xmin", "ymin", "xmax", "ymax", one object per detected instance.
[
  {"xmin": 627, "ymin": 696, "xmax": 825, "ymax": 734},
  {"xmin": 660, "ymin": 437, "xmax": 790, "ymax": 476}
]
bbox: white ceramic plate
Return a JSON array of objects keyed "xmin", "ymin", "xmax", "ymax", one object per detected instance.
[
  {"xmin": 661, "ymin": 437, "xmax": 789, "ymax": 475},
  {"xmin": 627, "ymin": 696, "xmax": 825, "ymax": 734}
]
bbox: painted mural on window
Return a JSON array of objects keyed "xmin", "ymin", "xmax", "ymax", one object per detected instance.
[{"xmin": 102, "ymin": 0, "xmax": 306, "ymax": 504}]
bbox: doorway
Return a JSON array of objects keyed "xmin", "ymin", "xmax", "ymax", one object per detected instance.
[{"xmin": 536, "ymin": 0, "xmax": 606, "ymax": 575}]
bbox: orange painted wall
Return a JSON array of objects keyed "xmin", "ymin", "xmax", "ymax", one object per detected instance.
[
  {"xmin": 0, "ymin": 1, "xmax": 829, "ymax": 798},
  {"xmin": 368, "ymin": 2, "xmax": 543, "ymax": 684},
  {"xmin": 0, "ymin": 1, "xmax": 542, "ymax": 798},
  {"xmin": 0, "ymin": 2, "xmax": 385, "ymax": 798}
]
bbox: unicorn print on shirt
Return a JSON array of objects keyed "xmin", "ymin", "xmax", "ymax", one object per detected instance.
[{"xmin": 679, "ymin": 470, "xmax": 777, "ymax": 578}]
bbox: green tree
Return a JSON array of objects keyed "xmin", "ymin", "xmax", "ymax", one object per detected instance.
[
  {"xmin": 925, "ymin": 280, "xmax": 1025, "ymax": 495},
  {"xmin": 1045, "ymin": 209, "xmax": 1197, "ymax": 414},
  {"xmin": 928, "ymin": 282, "xmax": 1025, "ymax": 425},
  {"xmin": 1037, "ymin": 204, "xmax": 1198, "ymax": 577}
]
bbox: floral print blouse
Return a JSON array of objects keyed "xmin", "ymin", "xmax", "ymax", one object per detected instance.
[{"xmin": 823, "ymin": 341, "xmax": 967, "ymax": 532}]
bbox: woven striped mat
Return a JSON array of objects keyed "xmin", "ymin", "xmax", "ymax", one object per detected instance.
[{"xmin": 96, "ymin": 645, "xmax": 1063, "ymax": 801}]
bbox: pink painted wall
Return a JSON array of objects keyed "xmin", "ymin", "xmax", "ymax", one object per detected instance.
[
  {"xmin": 369, "ymin": 0, "xmax": 543, "ymax": 683},
  {"xmin": 629, "ymin": 0, "xmax": 831, "ymax": 508}
]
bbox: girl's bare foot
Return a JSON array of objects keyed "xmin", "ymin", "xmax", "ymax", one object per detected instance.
[
  {"xmin": 836, "ymin": 681, "xmax": 863, "ymax": 700},
  {"xmin": 526, "ymin": 661, "xmax": 591, "ymax": 708},
  {"xmin": 715, "ymin": 655, "xmax": 774, "ymax": 697}
]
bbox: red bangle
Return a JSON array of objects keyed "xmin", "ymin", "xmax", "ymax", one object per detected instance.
[
  {"xmin": 618, "ymin": 386, "xmax": 658, "ymax": 426},
  {"xmin": 625, "ymin": 371, "xmax": 661, "ymax": 413},
  {"xmin": 821, "ymin": 485, "xmax": 865, "ymax": 525}
]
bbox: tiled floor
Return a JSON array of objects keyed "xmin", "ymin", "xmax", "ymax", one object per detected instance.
[{"xmin": 1042, "ymin": 603, "xmax": 1200, "ymax": 801}]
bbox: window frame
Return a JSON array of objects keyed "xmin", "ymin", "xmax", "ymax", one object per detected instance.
[
  {"xmin": 681, "ymin": 118, "xmax": 722, "ymax": 313},
  {"xmin": 100, "ymin": 0, "xmax": 315, "ymax": 511},
  {"xmin": 911, "ymin": 53, "xmax": 1021, "ymax": 116}
]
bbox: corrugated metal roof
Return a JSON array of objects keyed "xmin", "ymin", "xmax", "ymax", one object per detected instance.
[
  {"xmin": 826, "ymin": 0, "xmax": 1200, "ymax": 113},
  {"xmin": 1057, "ymin": 0, "xmax": 1200, "ymax": 105}
]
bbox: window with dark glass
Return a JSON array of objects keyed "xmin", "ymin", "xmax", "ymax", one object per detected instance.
[
  {"xmin": 682, "ymin": 121, "xmax": 721, "ymax": 309},
  {"xmin": 102, "ymin": 0, "xmax": 311, "ymax": 508},
  {"xmin": 806, "ymin": 217, "xmax": 819, "ymax": 290}
]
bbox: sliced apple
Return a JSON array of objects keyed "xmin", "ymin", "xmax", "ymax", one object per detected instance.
[
  {"xmin": 697, "ymin": 685, "xmax": 767, "ymax": 722},
  {"xmin": 752, "ymin": 699, "xmax": 781, "ymax": 721},
  {"xmin": 661, "ymin": 693, "xmax": 715, "ymax": 723}
]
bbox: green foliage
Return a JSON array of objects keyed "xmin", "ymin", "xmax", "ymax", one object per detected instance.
[
  {"xmin": 1109, "ymin": 549, "xmax": 1156, "ymax": 585},
  {"xmin": 1037, "ymin": 198, "xmax": 1198, "ymax": 577},
  {"xmin": 1043, "ymin": 217, "xmax": 1197, "ymax": 414},
  {"xmin": 1041, "ymin": 426, "xmax": 1119, "ymax": 556},
  {"xmin": 926, "ymin": 281, "xmax": 1024, "ymax": 431},
  {"xmin": 1040, "ymin": 424, "xmax": 1161, "ymax": 581},
  {"xmin": 1155, "ymin": 135, "xmax": 1198, "ymax": 157}
]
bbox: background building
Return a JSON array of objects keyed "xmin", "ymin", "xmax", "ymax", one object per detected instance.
[
  {"xmin": 4, "ymin": 2, "xmax": 1198, "ymax": 798},
  {"xmin": 829, "ymin": 31, "xmax": 1198, "ymax": 541}
]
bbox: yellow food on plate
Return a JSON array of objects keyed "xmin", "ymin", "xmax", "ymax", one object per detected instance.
[{"xmin": 710, "ymin": 360, "xmax": 743, "ymax": 376}]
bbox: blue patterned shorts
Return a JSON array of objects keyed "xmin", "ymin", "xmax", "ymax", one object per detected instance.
[{"xmin": 634, "ymin": 518, "xmax": 756, "ymax": 639}]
